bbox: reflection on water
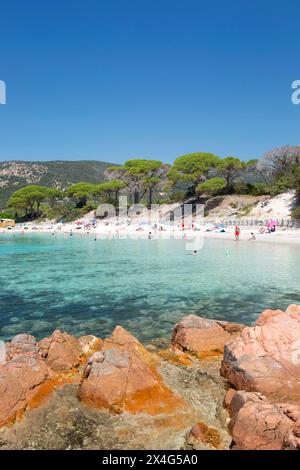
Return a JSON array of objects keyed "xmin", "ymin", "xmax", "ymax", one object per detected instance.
[{"xmin": 0, "ymin": 233, "xmax": 299, "ymax": 341}]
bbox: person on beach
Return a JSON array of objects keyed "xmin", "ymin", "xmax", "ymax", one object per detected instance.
[
  {"xmin": 235, "ymin": 225, "xmax": 240, "ymax": 241},
  {"xmin": 249, "ymin": 232, "xmax": 256, "ymax": 240}
]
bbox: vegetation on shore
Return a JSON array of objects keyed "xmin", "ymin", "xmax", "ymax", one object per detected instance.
[{"xmin": 4, "ymin": 146, "xmax": 300, "ymax": 222}]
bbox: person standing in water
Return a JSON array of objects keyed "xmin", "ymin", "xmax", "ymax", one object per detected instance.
[{"xmin": 235, "ymin": 225, "xmax": 240, "ymax": 241}]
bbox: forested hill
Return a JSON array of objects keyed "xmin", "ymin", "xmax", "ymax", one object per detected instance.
[{"xmin": 0, "ymin": 160, "xmax": 114, "ymax": 209}]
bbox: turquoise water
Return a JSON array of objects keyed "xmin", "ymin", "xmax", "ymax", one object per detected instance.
[{"xmin": 0, "ymin": 233, "xmax": 300, "ymax": 342}]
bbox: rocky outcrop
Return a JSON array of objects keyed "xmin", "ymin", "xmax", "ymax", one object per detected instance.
[
  {"xmin": 79, "ymin": 335, "xmax": 103, "ymax": 355},
  {"xmin": 186, "ymin": 422, "xmax": 221, "ymax": 450},
  {"xmin": 0, "ymin": 330, "xmax": 103, "ymax": 428},
  {"xmin": 38, "ymin": 330, "xmax": 83, "ymax": 372},
  {"xmin": 5, "ymin": 334, "xmax": 38, "ymax": 360},
  {"xmin": 79, "ymin": 326, "xmax": 185, "ymax": 414},
  {"xmin": 172, "ymin": 314, "xmax": 245, "ymax": 355},
  {"xmin": 0, "ymin": 354, "xmax": 49, "ymax": 427},
  {"xmin": 221, "ymin": 306, "xmax": 300, "ymax": 401},
  {"xmin": 225, "ymin": 390, "xmax": 300, "ymax": 450}
]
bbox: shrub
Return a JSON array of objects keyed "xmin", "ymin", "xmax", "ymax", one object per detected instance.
[
  {"xmin": 249, "ymin": 183, "xmax": 272, "ymax": 196},
  {"xmin": 291, "ymin": 205, "xmax": 300, "ymax": 219}
]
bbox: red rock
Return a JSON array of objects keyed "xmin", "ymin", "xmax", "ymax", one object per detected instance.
[
  {"xmin": 229, "ymin": 393, "xmax": 300, "ymax": 450},
  {"xmin": 6, "ymin": 334, "xmax": 38, "ymax": 360},
  {"xmin": 187, "ymin": 422, "xmax": 221, "ymax": 449},
  {"xmin": 0, "ymin": 355, "xmax": 48, "ymax": 427},
  {"xmin": 38, "ymin": 330, "xmax": 83, "ymax": 372},
  {"xmin": 221, "ymin": 305, "xmax": 300, "ymax": 401},
  {"xmin": 172, "ymin": 315, "xmax": 245, "ymax": 355},
  {"xmin": 223, "ymin": 388, "xmax": 236, "ymax": 410},
  {"xmin": 79, "ymin": 335, "xmax": 102, "ymax": 355},
  {"xmin": 79, "ymin": 326, "xmax": 185, "ymax": 414},
  {"xmin": 286, "ymin": 304, "xmax": 300, "ymax": 318}
]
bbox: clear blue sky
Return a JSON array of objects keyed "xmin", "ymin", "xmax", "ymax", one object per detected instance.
[{"xmin": 0, "ymin": 0, "xmax": 300, "ymax": 164}]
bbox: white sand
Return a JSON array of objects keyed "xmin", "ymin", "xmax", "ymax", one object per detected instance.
[{"xmin": 1, "ymin": 219, "xmax": 300, "ymax": 245}]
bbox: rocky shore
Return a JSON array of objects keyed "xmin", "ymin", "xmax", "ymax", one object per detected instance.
[{"xmin": 1, "ymin": 305, "xmax": 300, "ymax": 450}]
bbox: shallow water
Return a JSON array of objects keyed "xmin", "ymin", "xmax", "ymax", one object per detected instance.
[{"xmin": 0, "ymin": 233, "xmax": 299, "ymax": 342}]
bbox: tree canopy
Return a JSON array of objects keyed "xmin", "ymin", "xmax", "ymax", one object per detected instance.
[
  {"xmin": 196, "ymin": 177, "xmax": 226, "ymax": 195},
  {"xmin": 66, "ymin": 182, "xmax": 96, "ymax": 208},
  {"xmin": 168, "ymin": 153, "xmax": 220, "ymax": 194},
  {"xmin": 107, "ymin": 159, "xmax": 169, "ymax": 205},
  {"xmin": 8, "ymin": 185, "xmax": 56, "ymax": 218},
  {"xmin": 217, "ymin": 157, "xmax": 245, "ymax": 193}
]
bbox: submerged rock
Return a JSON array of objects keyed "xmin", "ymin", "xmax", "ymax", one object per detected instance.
[
  {"xmin": 221, "ymin": 305, "xmax": 300, "ymax": 401},
  {"xmin": 172, "ymin": 314, "xmax": 244, "ymax": 355}
]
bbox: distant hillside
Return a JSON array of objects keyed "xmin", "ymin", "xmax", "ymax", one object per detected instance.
[{"xmin": 0, "ymin": 160, "xmax": 114, "ymax": 209}]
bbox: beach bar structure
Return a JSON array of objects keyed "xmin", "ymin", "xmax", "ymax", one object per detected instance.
[{"xmin": 0, "ymin": 218, "xmax": 15, "ymax": 228}]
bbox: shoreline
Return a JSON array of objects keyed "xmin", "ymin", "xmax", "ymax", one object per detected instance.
[{"xmin": 1, "ymin": 223, "xmax": 300, "ymax": 245}]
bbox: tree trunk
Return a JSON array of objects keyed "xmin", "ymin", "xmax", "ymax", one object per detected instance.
[{"xmin": 148, "ymin": 187, "xmax": 153, "ymax": 208}]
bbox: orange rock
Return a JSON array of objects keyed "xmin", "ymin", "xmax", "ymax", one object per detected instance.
[
  {"xmin": 229, "ymin": 393, "xmax": 300, "ymax": 450},
  {"xmin": 223, "ymin": 388, "xmax": 236, "ymax": 410},
  {"xmin": 79, "ymin": 335, "xmax": 103, "ymax": 355},
  {"xmin": 6, "ymin": 334, "xmax": 38, "ymax": 360},
  {"xmin": 221, "ymin": 305, "xmax": 300, "ymax": 401},
  {"xmin": 0, "ymin": 355, "xmax": 48, "ymax": 427},
  {"xmin": 38, "ymin": 330, "xmax": 83, "ymax": 372},
  {"xmin": 79, "ymin": 327, "xmax": 186, "ymax": 415},
  {"xmin": 172, "ymin": 315, "xmax": 244, "ymax": 355},
  {"xmin": 188, "ymin": 422, "xmax": 221, "ymax": 449}
]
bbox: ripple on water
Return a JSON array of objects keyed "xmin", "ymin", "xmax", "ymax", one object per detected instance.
[{"xmin": 0, "ymin": 234, "xmax": 299, "ymax": 341}]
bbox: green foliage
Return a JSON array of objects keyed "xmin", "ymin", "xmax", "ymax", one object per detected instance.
[
  {"xmin": 7, "ymin": 185, "xmax": 56, "ymax": 219},
  {"xmin": 107, "ymin": 159, "xmax": 169, "ymax": 205},
  {"xmin": 292, "ymin": 165, "xmax": 300, "ymax": 196},
  {"xmin": 0, "ymin": 160, "xmax": 114, "ymax": 210},
  {"xmin": 196, "ymin": 177, "xmax": 226, "ymax": 195},
  {"xmin": 66, "ymin": 182, "xmax": 96, "ymax": 208},
  {"xmin": 168, "ymin": 153, "xmax": 220, "ymax": 194},
  {"xmin": 246, "ymin": 159, "xmax": 259, "ymax": 167},
  {"xmin": 217, "ymin": 157, "xmax": 245, "ymax": 193},
  {"xmin": 94, "ymin": 180, "xmax": 125, "ymax": 205},
  {"xmin": 269, "ymin": 176, "xmax": 293, "ymax": 196},
  {"xmin": 0, "ymin": 210, "xmax": 15, "ymax": 219},
  {"xmin": 250, "ymin": 182, "xmax": 272, "ymax": 196},
  {"xmin": 291, "ymin": 205, "xmax": 300, "ymax": 219}
]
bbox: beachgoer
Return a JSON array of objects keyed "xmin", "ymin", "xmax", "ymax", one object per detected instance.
[
  {"xmin": 193, "ymin": 250, "xmax": 197, "ymax": 255},
  {"xmin": 148, "ymin": 232, "xmax": 152, "ymax": 239},
  {"xmin": 249, "ymin": 232, "xmax": 256, "ymax": 240},
  {"xmin": 235, "ymin": 225, "xmax": 240, "ymax": 241}
]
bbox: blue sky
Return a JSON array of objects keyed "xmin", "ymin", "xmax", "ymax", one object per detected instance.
[{"xmin": 0, "ymin": 0, "xmax": 299, "ymax": 164}]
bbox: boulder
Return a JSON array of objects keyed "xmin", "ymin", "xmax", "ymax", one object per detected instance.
[
  {"xmin": 6, "ymin": 334, "xmax": 38, "ymax": 360},
  {"xmin": 221, "ymin": 306, "xmax": 300, "ymax": 401},
  {"xmin": 79, "ymin": 335, "xmax": 102, "ymax": 355},
  {"xmin": 186, "ymin": 422, "xmax": 221, "ymax": 449},
  {"xmin": 228, "ymin": 391, "xmax": 300, "ymax": 450},
  {"xmin": 38, "ymin": 330, "xmax": 83, "ymax": 372},
  {"xmin": 79, "ymin": 326, "xmax": 185, "ymax": 414},
  {"xmin": 0, "ymin": 355, "xmax": 48, "ymax": 427},
  {"xmin": 172, "ymin": 314, "xmax": 245, "ymax": 355}
]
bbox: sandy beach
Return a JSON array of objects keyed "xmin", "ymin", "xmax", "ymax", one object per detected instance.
[{"xmin": 1, "ymin": 219, "xmax": 300, "ymax": 245}]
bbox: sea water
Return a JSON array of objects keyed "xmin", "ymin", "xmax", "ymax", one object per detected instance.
[{"xmin": 0, "ymin": 233, "xmax": 299, "ymax": 342}]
